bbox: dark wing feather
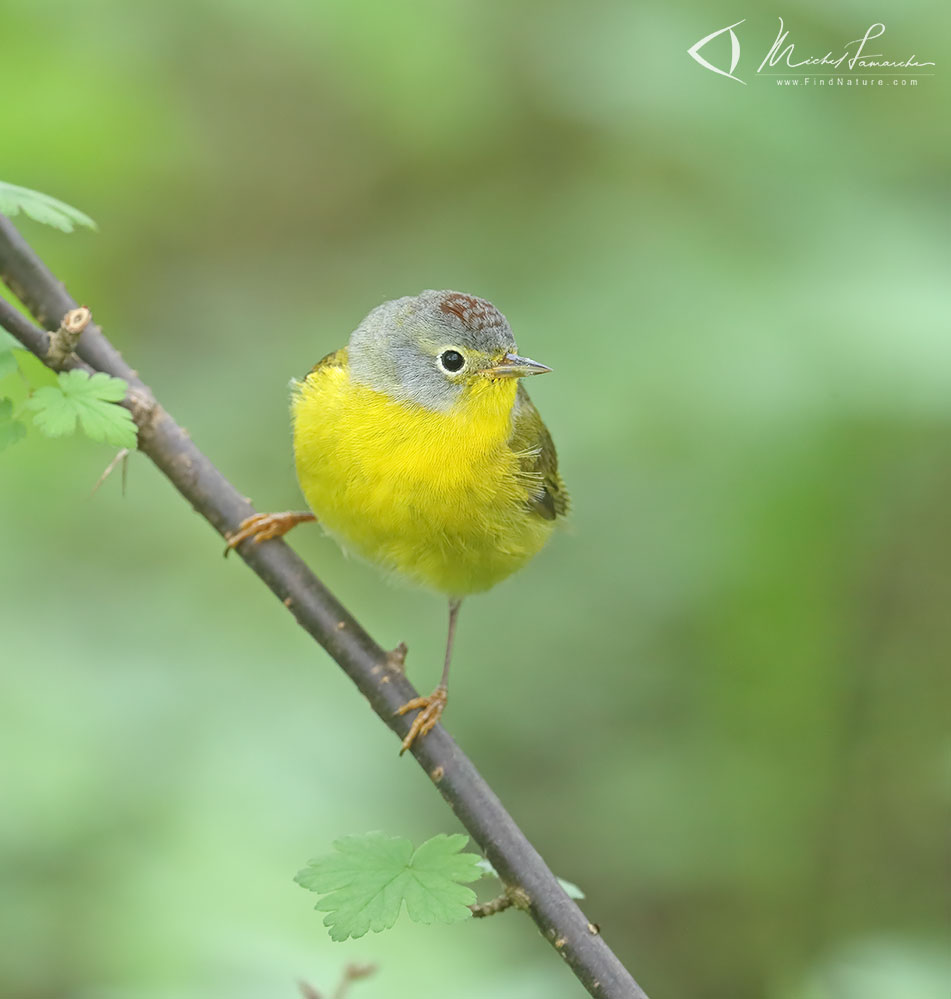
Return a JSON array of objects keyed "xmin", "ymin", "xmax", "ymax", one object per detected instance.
[{"xmin": 510, "ymin": 382, "xmax": 568, "ymax": 521}]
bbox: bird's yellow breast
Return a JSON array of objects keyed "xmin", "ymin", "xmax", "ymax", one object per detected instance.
[{"xmin": 292, "ymin": 349, "xmax": 554, "ymax": 595}]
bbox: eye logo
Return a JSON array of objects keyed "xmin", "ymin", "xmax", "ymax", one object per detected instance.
[{"xmin": 688, "ymin": 20, "xmax": 746, "ymax": 84}]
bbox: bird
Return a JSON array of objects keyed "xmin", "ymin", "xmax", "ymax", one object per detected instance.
[{"xmin": 226, "ymin": 290, "xmax": 568, "ymax": 753}]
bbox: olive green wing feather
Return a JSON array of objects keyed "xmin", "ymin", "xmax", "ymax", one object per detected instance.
[
  {"xmin": 302, "ymin": 346, "xmax": 347, "ymax": 381},
  {"xmin": 510, "ymin": 382, "xmax": 568, "ymax": 521}
]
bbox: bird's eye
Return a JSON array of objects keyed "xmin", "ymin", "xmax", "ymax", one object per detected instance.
[{"xmin": 439, "ymin": 349, "xmax": 465, "ymax": 373}]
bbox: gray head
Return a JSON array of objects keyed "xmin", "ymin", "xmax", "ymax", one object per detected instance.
[{"xmin": 347, "ymin": 290, "xmax": 549, "ymax": 411}]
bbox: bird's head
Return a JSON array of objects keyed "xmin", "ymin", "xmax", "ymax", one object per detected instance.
[{"xmin": 347, "ymin": 290, "xmax": 550, "ymax": 411}]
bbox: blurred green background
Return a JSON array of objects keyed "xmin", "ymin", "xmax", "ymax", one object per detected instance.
[{"xmin": 1, "ymin": 2, "xmax": 948, "ymax": 998}]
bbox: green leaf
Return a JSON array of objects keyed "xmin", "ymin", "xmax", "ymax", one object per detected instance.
[
  {"xmin": 0, "ymin": 397, "xmax": 26, "ymax": 451},
  {"xmin": 0, "ymin": 349, "xmax": 17, "ymax": 380},
  {"xmin": 25, "ymin": 385, "xmax": 76, "ymax": 436},
  {"xmin": 26, "ymin": 369, "xmax": 137, "ymax": 448},
  {"xmin": 0, "ymin": 180, "xmax": 97, "ymax": 233},
  {"xmin": 557, "ymin": 877, "xmax": 586, "ymax": 900},
  {"xmin": 295, "ymin": 832, "xmax": 483, "ymax": 941}
]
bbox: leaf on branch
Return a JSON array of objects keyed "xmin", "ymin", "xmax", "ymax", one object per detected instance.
[
  {"xmin": 26, "ymin": 370, "xmax": 137, "ymax": 448},
  {"xmin": 556, "ymin": 877, "xmax": 586, "ymax": 900},
  {"xmin": 0, "ymin": 180, "xmax": 97, "ymax": 233},
  {"xmin": 0, "ymin": 348, "xmax": 18, "ymax": 380},
  {"xmin": 475, "ymin": 857, "xmax": 585, "ymax": 900},
  {"xmin": 0, "ymin": 397, "xmax": 26, "ymax": 451},
  {"xmin": 295, "ymin": 832, "xmax": 483, "ymax": 941}
]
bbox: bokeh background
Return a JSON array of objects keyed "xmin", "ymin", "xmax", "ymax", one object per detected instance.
[{"xmin": 1, "ymin": 2, "xmax": 948, "ymax": 998}]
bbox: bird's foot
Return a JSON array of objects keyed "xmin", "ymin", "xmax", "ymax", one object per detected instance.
[
  {"xmin": 396, "ymin": 685, "xmax": 447, "ymax": 755},
  {"xmin": 386, "ymin": 642, "xmax": 408, "ymax": 673},
  {"xmin": 224, "ymin": 511, "xmax": 316, "ymax": 556}
]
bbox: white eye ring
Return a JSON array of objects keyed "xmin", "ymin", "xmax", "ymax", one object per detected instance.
[{"xmin": 438, "ymin": 349, "xmax": 466, "ymax": 373}]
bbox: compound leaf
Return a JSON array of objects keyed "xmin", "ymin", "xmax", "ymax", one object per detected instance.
[
  {"xmin": 26, "ymin": 369, "xmax": 136, "ymax": 448},
  {"xmin": 295, "ymin": 832, "xmax": 482, "ymax": 942},
  {"xmin": 27, "ymin": 384, "xmax": 77, "ymax": 436}
]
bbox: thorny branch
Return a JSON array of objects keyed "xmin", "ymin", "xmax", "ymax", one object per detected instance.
[{"xmin": 0, "ymin": 214, "xmax": 648, "ymax": 999}]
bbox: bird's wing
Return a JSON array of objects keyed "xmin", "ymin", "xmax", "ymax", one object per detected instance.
[
  {"xmin": 303, "ymin": 347, "xmax": 347, "ymax": 381},
  {"xmin": 510, "ymin": 382, "xmax": 569, "ymax": 521}
]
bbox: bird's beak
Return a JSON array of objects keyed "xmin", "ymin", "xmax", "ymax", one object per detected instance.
[{"xmin": 483, "ymin": 352, "xmax": 552, "ymax": 378}]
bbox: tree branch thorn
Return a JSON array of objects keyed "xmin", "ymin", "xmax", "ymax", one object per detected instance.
[{"xmin": 385, "ymin": 641, "xmax": 408, "ymax": 672}]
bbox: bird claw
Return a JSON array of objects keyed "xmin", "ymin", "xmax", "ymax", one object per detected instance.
[
  {"xmin": 396, "ymin": 686, "xmax": 447, "ymax": 754},
  {"xmin": 224, "ymin": 511, "xmax": 316, "ymax": 556}
]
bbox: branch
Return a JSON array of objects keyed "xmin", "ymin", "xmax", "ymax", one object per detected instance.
[{"xmin": 0, "ymin": 214, "xmax": 648, "ymax": 999}]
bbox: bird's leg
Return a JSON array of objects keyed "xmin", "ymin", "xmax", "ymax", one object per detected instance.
[
  {"xmin": 397, "ymin": 598, "xmax": 461, "ymax": 754},
  {"xmin": 224, "ymin": 511, "xmax": 316, "ymax": 556}
]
